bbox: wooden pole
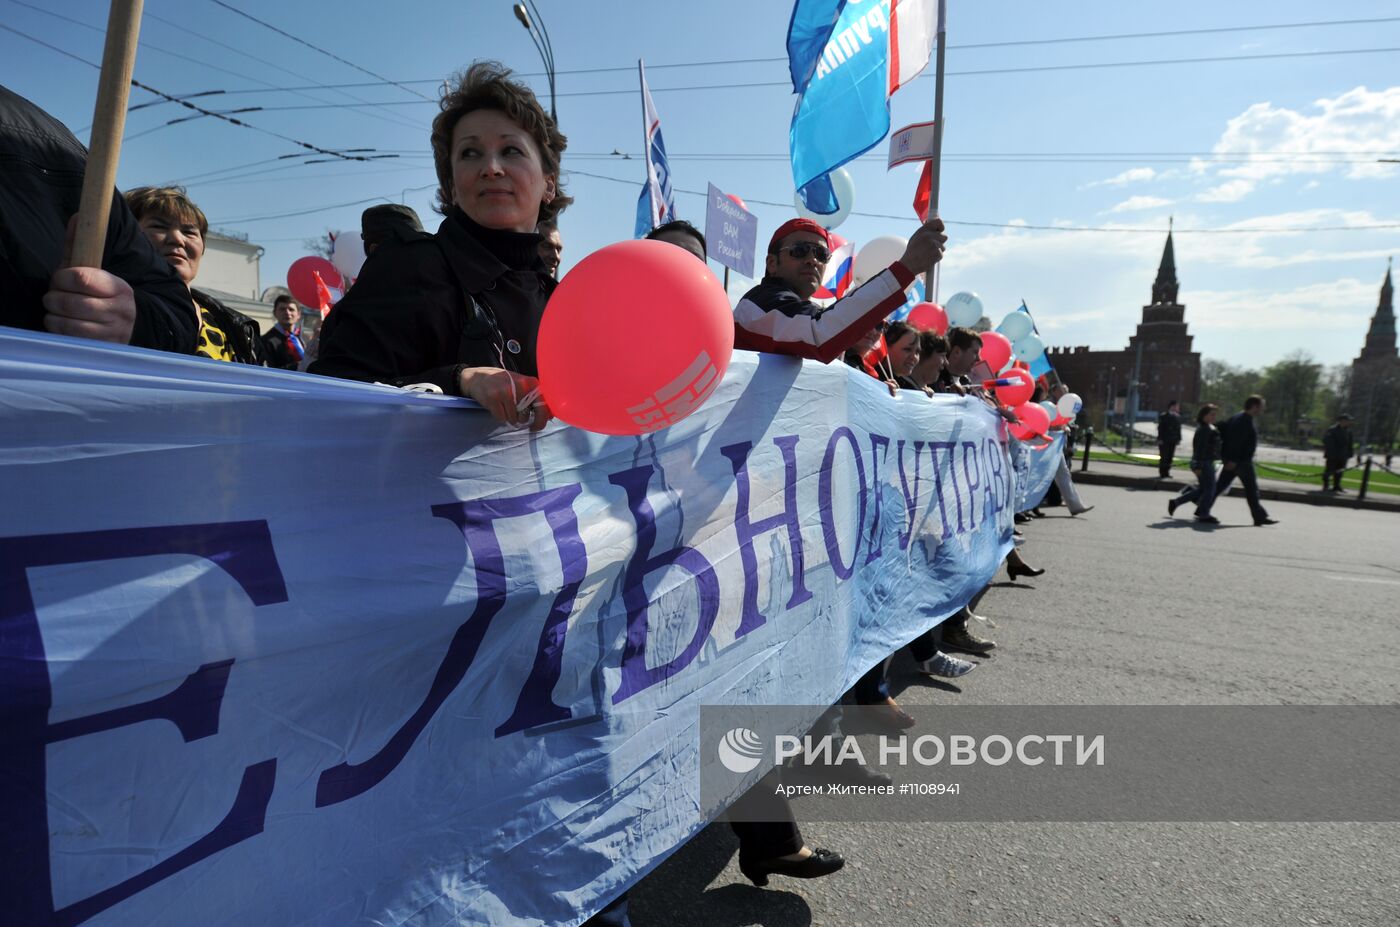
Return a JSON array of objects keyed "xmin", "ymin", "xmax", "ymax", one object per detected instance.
[
  {"xmin": 924, "ymin": 2, "xmax": 947, "ymax": 289},
  {"xmin": 69, "ymin": 0, "xmax": 145, "ymax": 269}
]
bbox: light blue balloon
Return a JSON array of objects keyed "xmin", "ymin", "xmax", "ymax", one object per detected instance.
[
  {"xmin": 1013, "ymin": 333, "xmax": 1046, "ymax": 362},
  {"xmin": 945, "ymin": 291, "xmax": 983, "ymax": 327},
  {"xmin": 998, "ymin": 311, "xmax": 1034, "ymax": 342}
]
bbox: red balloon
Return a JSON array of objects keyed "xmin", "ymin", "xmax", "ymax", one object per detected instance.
[
  {"xmin": 827, "ymin": 231, "xmax": 849, "ymax": 251},
  {"xmin": 726, "ymin": 193, "xmax": 749, "ymax": 212},
  {"xmin": 1014, "ymin": 401, "xmax": 1051, "ymax": 438},
  {"xmin": 906, "ymin": 301, "xmax": 948, "ymax": 334},
  {"xmin": 537, "ymin": 239, "xmax": 734, "ymax": 435},
  {"xmin": 287, "ymin": 256, "xmax": 342, "ymax": 310},
  {"xmin": 993, "ymin": 368, "xmax": 1035, "ymax": 407},
  {"xmin": 979, "ymin": 331, "xmax": 1013, "ymax": 372}
]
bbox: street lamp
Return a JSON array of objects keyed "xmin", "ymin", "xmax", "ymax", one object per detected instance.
[{"xmin": 512, "ymin": 1, "xmax": 557, "ymax": 122}]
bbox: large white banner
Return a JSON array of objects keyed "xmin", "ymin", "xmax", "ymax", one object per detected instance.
[{"xmin": 0, "ymin": 329, "xmax": 1015, "ymax": 925}]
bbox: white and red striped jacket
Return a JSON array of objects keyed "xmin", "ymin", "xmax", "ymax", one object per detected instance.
[{"xmin": 733, "ymin": 263, "xmax": 916, "ymax": 363}]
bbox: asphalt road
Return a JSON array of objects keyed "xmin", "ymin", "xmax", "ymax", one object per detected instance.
[{"xmin": 627, "ymin": 482, "xmax": 1400, "ymax": 926}]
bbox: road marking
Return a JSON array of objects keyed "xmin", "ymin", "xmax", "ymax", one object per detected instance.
[{"xmin": 1324, "ymin": 574, "xmax": 1400, "ymax": 586}]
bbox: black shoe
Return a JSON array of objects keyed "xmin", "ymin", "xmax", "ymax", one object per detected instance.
[
  {"xmin": 1255, "ymin": 517, "xmax": 1279, "ymax": 526},
  {"xmin": 1335, "ymin": 487, "xmax": 1348, "ymax": 494},
  {"xmin": 1030, "ymin": 508, "xmax": 1047, "ymax": 518},
  {"xmin": 1007, "ymin": 561, "xmax": 1046, "ymax": 581},
  {"xmin": 1195, "ymin": 515, "xmax": 1220, "ymax": 524},
  {"xmin": 942, "ymin": 625, "xmax": 996, "ymax": 654},
  {"xmin": 1167, "ymin": 497, "xmax": 1181, "ymax": 516},
  {"xmin": 740, "ymin": 847, "xmax": 845, "ymax": 887},
  {"xmin": 1014, "ymin": 512, "xmax": 1030, "ymax": 524}
]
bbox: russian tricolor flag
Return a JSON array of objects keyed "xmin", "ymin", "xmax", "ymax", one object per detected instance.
[
  {"xmin": 812, "ymin": 234, "xmax": 856, "ymax": 305},
  {"xmin": 788, "ymin": 0, "xmax": 942, "ymax": 214}
]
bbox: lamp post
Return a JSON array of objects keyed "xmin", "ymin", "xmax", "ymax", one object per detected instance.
[{"xmin": 512, "ymin": 1, "xmax": 557, "ymax": 122}]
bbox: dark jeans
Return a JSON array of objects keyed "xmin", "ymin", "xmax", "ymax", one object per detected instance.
[
  {"xmin": 1214, "ymin": 461, "xmax": 1269, "ymax": 523},
  {"xmin": 1322, "ymin": 456, "xmax": 1347, "ymax": 490},
  {"xmin": 1158, "ymin": 442, "xmax": 1178, "ymax": 477},
  {"xmin": 852, "ymin": 659, "xmax": 890, "ymax": 704},
  {"xmin": 1173, "ymin": 463, "xmax": 1218, "ymax": 517}
]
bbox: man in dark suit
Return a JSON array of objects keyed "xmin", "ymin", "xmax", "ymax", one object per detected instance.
[
  {"xmin": 1213, "ymin": 394, "xmax": 1278, "ymax": 526},
  {"xmin": 261, "ymin": 294, "xmax": 306, "ymax": 369},
  {"xmin": 1321, "ymin": 413, "xmax": 1355, "ymax": 492},
  {"xmin": 1157, "ymin": 400, "xmax": 1182, "ymax": 478}
]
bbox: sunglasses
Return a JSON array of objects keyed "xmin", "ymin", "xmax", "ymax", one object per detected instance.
[{"xmin": 777, "ymin": 242, "xmax": 831, "ymax": 262}]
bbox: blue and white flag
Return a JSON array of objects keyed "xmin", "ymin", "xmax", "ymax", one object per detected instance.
[
  {"xmin": 788, "ymin": 0, "xmax": 941, "ymax": 213},
  {"xmin": 997, "ymin": 301, "xmax": 1055, "ymax": 380},
  {"xmin": 634, "ymin": 60, "xmax": 677, "ymax": 238}
]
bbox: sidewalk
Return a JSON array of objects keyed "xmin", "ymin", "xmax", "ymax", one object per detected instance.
[{"xmin": 1070, "ymin": 458, "xmax": 1400, "ymax": 513}]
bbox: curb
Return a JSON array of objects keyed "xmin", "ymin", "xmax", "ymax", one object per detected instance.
[{"xmin": 1071, "ymin": 469, "xmax": 1400, "ymax": 513}]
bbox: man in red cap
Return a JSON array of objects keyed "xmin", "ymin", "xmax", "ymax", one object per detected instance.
[{"xmin": 733, "ymin": 216, "xmax": 946, "ymax": 362}]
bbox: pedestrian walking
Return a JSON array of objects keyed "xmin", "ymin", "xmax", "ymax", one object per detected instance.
[
  {"xmin": 1168, "ymin": 404, "xmax": 1222, "ymax": 523},
  {"xmin": 1213, "ymin": 395, "xmax": 1279, "ymax": 526}
]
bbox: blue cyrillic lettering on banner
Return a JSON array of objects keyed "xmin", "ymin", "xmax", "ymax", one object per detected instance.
[
  {"xmin": 864, "ymin": 433, "xmax": 890, "ymax": 564},
  {"xmin": 720, "ymin": 435, "xmax": 812, "ymax": 638},
  {"xmin": 317, "ymin": 485, "xmax": 585, "ymax": 804},
  {"xmin": 818, "ymin": 427, "xmax": 867, "ymax": 579},
  {"xmin": 962, "ymin": 441, "xmax": 983, "ymax": 530},
  {"xmin": 608, "ymin": 466, "xmax": 721, "ymax": 703},
  {"xmin": 896, "ymin": 439, "xmax": 925, "ymax": 549},
  {"xmin": 0, "ymin": 521, "xmax": 286, "ymax": 927}
]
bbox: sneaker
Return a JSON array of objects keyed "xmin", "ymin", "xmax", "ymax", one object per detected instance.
[
  {"xmin": 918, "ymin": 651, "xmax": 977, "ymax": 678},
  {"xmin": 1167, "ymin": 497, "xmax": 1181, "ymax": 516},
  {"xmin": 1195, "ymin": 515, "xmax": 1220, "ymax": 524},
  {"xmin": 1255, "ymin": 517, "xmax": 1279, "ymax": 526},
  {"xmin": 942, "ymin": 625, "xmax": 996, "ymax": 654}
]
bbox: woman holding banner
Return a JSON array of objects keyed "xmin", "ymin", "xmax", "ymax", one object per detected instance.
[{"xmin": 311, "ymin": 60, "xmax": 563, "ymax": 430}]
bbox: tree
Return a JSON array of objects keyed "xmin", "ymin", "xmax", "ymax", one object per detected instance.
[
  {"xmin": 301, "ymin": 230, "xmax": 333, "ymax": 260},
  {"xmin": 1199, "ymin": 359, "xmax": 1262, "ymax": 417},
  {"xmin": 1259, "ymin": 351, "xmax": 1320, "ymax": 443}
]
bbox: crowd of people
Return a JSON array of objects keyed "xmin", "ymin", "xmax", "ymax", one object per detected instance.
[{"xmin": 2, "ymin": 63, "xmax": 1106, "ymax": 925}]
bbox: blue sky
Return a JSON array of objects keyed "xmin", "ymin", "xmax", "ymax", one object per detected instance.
[{"xmin": 3, "ymin": 0, "xmax": 1397, "ymax": 369}]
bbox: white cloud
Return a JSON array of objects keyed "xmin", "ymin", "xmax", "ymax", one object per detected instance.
[
  {"xmin": 1108, "ymin": 195, "xmax": 1173, "ymax": 213},
  {"xmin": 1192, "ymin": 86, "xmax": 1400, "ymax": 201},
  {"xmin": 1196, "ymin": 180, "xmax": 1254, "ymax": 203},
  {"xmin": 1086, "ymin": 167, "xmax": 1157, "ymax": 188},
  {"xmin": 1189, "ymin": 278, "xmax": 1378, "ymax": 332}
]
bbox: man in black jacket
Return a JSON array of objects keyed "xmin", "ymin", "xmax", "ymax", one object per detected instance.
[
  {"xmin": 1157, "ymin": 400, "xmax": 1182, "ymax": 478},
  {"xmin": 1213, "ymin": 395, "xmax": 1278, "ymax": 526},
  {"xmin": 262, "ymin": 295, "xmax": 307, "ymax": 370},
  {"xmin": 0, "ymin": 85, "xmax": 195, "ymax": 353},
  {"xmin": 1321, "ymin": 413, "xmax": 1355, "ymax": 492}
]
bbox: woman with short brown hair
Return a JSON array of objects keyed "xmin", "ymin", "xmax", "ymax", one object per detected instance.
[{"xmin": 312, "ymin": 61, "xmax": 567, "ymax": 429}]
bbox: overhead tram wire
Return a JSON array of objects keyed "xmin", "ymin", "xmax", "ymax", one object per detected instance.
[
  {"xmin": 141, "ymin": 8, "xmax": 426, "ymax": 133},
  {"xmin": 3, "ymin": 0, "xmax": 424, "ymax": 136},
  {"xmin": 207, "ymin": 0, "xmax": 432, "ymax": 101},
  {"xmin": 562, "ymin": 168, "xmax": 1400, "ymax": 234},
  {"xmin": 212, "ymin": 45, "xmax": 1400, "ymax": 112},
  {"xmin": 158, "ymin": 14, "xmax": 1400, "ymax": 96},
  {"xmin": 0, "ymin": 24, "xmax": 397, "ymax": 164}
]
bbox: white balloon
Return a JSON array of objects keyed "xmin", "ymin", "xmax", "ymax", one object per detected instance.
[
  {"xmin": 330, "ymin": 231, "xmax": 365, "ymax": 281},
  {"xmin": 1057, "ymin": 392, "xmax": 1083, "ymax": 419},
  {"xmin": 1013, "ymin": 333, "xmax": 1046, "ymax": 362},
  {"xmin": 853, "ymin": 234, "xmax": 907, "ymax": 282},
  {"xmin": 945, "ymin": 291, "xmax": 984, "ymax": 327},
  {"xmin": 793, "ymin": 166, "xmax": 855, "ymax": 230},
  {"xmin": 998, "ymin": 311, "xmax": 1034, "ymax": 342}
]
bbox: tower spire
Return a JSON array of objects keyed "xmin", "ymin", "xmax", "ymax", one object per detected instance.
[{"xmin": 1151, "ymin": 225, "xmax": 1178, "ymax": 305}]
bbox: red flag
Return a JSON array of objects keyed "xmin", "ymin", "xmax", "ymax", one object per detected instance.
[
  {"xmin": 863, "ymin": 334, "xmax": 890, "ymax": 379},
  {"xmin": 312, "ymin": 269, "xmax": 334, "ymax": 319},
  {"xmin": 913, "ymin": 160, "xmax": 932, "ymax": 222}
]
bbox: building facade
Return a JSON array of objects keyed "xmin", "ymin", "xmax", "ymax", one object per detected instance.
[
  {"xmin": 1045, "ymin": 230, "xmax": 1201, "ymax": 420},
  {"xmin": 1349, "ymin": 261, "xmax": 1398, "ymax": 451}
]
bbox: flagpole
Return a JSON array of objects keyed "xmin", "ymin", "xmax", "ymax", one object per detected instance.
[
  {"xmin": 924, "ymin": 0, "xmax": 948, "ymax": 293},
  {"xmin": 71, "ymin": 0, "xmax": 144, "ymax": 268}
]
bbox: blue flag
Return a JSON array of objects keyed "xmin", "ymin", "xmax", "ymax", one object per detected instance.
[
  {"xmin": 634, "ymin": 60, "xmax": 677, "ymax": 237},
  {"xmin": 788, "ymin": 0, "xmax": 938, "ymax": 213}
]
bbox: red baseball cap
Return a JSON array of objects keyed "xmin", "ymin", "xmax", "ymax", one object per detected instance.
[{"xmin": 768, "ymin": 218, "xmax": 831, "ymax": 253}]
